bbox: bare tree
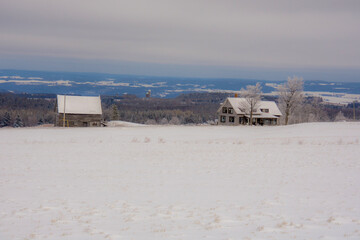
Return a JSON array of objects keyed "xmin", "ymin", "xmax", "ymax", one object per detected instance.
[
  {"xmin": 239, "ymin": 83, "xmax": 262, "ymax": 125},
  {"xmin": 278, "ymin": 76, "xmax": 304, "ymax": 125}
]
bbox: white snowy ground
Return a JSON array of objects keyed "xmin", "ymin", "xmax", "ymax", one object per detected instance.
[{"xmin": 1, "ymin": 123, "xmax": 360, "ymax": 240}]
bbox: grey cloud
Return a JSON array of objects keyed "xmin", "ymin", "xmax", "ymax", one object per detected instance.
[{"xmin": 0, "ymin": 0, "xmax": 360, "ymax": 73}]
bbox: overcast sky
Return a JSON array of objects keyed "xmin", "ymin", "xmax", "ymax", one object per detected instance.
[{"xmin": 1, "ymin": 0, "xmax": 360, "ymax": 80}]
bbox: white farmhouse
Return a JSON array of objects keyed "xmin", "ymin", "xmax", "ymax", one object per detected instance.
[{"xmin": 217, "ymin": 97, "xmax": 282, "ymax": 125}]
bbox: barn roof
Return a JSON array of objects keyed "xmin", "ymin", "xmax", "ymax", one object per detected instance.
[
  {"xmin": 218, "ymin": 98, "xmax": 282, "ymax": 116},
  {"xmin": 57, "ymin": 95, "xmax": 102, "ymax": 115}
]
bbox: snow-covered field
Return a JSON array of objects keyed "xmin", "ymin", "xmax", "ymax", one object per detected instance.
[{"xmin": 1, "ymin": 123, "xmax": 360, "ymax": 240}]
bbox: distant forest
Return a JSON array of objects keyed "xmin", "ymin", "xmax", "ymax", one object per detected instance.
[{"xmin": 0, "ymin": 92, "xmax": 358, "ymax": 127}]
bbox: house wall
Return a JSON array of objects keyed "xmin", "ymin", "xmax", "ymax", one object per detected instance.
[
  {"xmin": 218, "ymin": 101, "xmax": 244, "ymax": 125},
  {"xmin": 218, "ymin": 101, "xmax": 279, "ymax": 126},
  {"xmin": 55, "ymin": 113, "xmax": 102, "ymax": 127},
  {"xmin": 218, "ymin": 112, "xmax": 278, "ymax": 126},
  {"xmin": 218, "ymin": 114, "xmax": 247, "ymax": 125}
]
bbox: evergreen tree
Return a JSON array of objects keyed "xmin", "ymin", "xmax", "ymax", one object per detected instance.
[
  {"xmin": 111, "ymin": 104, "xmax": 119, "ymax": 120},
  {"xmin": 13, "ymin": 115, "xmax": 23, "ymax": 128},
  {"xmin": 0, "ymin": 112, "xmax": 11, "ymax": 127}
]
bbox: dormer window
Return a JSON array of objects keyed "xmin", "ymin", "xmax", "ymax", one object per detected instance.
[
  {"xmin": 222, "ymin": 107, "xmax": 228, "ymax": 113},
  {"xmin": 228, "ymin": 108, "xmax": 234, "ymax": 114},
  {"xmin": 260, "ymin": 108, "xmax": 269, "ymax": 113}
]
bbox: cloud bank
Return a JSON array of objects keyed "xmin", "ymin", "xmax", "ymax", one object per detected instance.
[{"xmin": 1, "ymin": 0, "xmax": 360, "ymax": 78}]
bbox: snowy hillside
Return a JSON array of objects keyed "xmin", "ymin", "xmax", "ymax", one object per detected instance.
[{"xmin": 1, "ymin": 123, "xmax": 360, "ymax": 239}]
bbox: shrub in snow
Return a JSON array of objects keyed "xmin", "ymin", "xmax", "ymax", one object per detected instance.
[
  {"xmin": 37, "ymin": 118, "xmax": 44, "ymax": 125},
  {"xmin": 159, "ymin": 118, "xmax": 168, "ymax": 125},
  {"xmin": 145, "ymin": 119, "xmax": 157, "ymax": 125},
  {"xmin": 169, "ymin": 116, "xmax": 181, "ymax": 125},
  {"xmin": 206, "ymin": 120, "xmax": 215, "ymax": 125}
]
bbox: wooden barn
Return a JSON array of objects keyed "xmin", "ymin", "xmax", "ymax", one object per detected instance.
[{"xmin": 55, "ymin": 95, "xmax": 103, "ymax": 127}]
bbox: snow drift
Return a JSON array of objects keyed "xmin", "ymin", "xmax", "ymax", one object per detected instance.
[{"xmin": 0, "ymin": 122, "xmax": 359, "ymax": 239}]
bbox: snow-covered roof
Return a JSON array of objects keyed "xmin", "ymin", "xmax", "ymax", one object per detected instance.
[
  {"xmin": 57, "ymin": 95, "xmax": 102, "ymax": 115},
  {"xmin": 219, "ymin": 98, "xmax": 282, "ymax": 116},
  {"xmin": 245, "ymin": 113, "xmax": 279, "ymax": 119}
]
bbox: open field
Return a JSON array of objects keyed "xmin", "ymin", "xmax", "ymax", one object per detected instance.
[{"xmin": 1, "ymin": 123, "xmax": 360, "ymax": 239}]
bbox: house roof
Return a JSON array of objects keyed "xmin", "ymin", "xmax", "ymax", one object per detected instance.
[
  {"xmin": 245, "ymin": 113, "xmax": 279, "ymax": 119},
  {"xmin": 218, "ymin": 98, "xmax": 282, "ymax": 116},
  {"xmin": 57, "ymin": 95, "xmax": 102, "ymax": 115}
]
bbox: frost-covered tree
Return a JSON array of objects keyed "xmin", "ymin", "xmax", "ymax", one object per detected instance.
[
  {"xmin": 278, "ymin": 76, "xmax": 304, "ymax": 125},
  {"xmin": 239, "ymin": 83, "xmax": 262, "ymax": 125},
  {"xmin": 13, "ymin": 115, "xmax": 23, "ymax": 128},
  {"xmin": 0, "ymin": 112, "xmax": 11, "ymax": 127},
  {"xmin": 288, "ymin": 97, "xmax": 329, "ymax": 124},
  {"xmin": 334, "ymin": 111, "xmax": 347, "ymax": 122}
]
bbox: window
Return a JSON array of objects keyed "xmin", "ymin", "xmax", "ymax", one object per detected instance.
[
  {"xmin": 220, "ymin": 115, "xmax": 226, "ymax": 123},
  {"xmin": 222, "ymin": 107, "xmax": 227, "ymax": 113},
  {"xmin": 260, "ymin": 108, "xmax": 269, "ymax": 113},
  {"xmin": 229, "ymin": 116, "xmax": 235, "ymax": 123},
  {"xmin": 228, "ymin": 108, "xmax": 234, "ymax": 114},
  {"xmin": 239, "ymin": 117, "xmax": 245, "ymax": 124}
]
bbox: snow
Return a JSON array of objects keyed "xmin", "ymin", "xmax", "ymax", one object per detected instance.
[
  {"xmin": 303, "ymin": 91, "xmax": 360, "ymax": 105},
  {"xmin": 106, "ymin": 120, "xmax": 145, "ymax": 127},
  {"xmin": 0, "ymin": 122, "xmax": 360, "ymax": 239},
  {"xmin": 57, "ymin": 95, "xmax": 102, "ymax": 115}
]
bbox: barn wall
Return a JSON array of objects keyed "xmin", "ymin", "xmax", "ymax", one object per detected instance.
[{"xmin": 55, "ymin": 113, "xmax": 102, "ymax": 127}]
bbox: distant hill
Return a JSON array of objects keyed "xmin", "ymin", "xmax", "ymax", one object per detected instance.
[{"xmin": 1, "ymin": 69, "xmax": 360, "ymax": 100}]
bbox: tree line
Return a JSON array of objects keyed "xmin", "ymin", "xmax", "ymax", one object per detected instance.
[
  {"xmin": 239, "ymin": 76, "xmax": 358, "ymax": 125},
  {"xmin": 0, "ymin": 82, "xmax": 358, "ymax": 128},
  {"xmin": 0, "ymin": 93, "xmax": 56, "ymax": 127}
]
